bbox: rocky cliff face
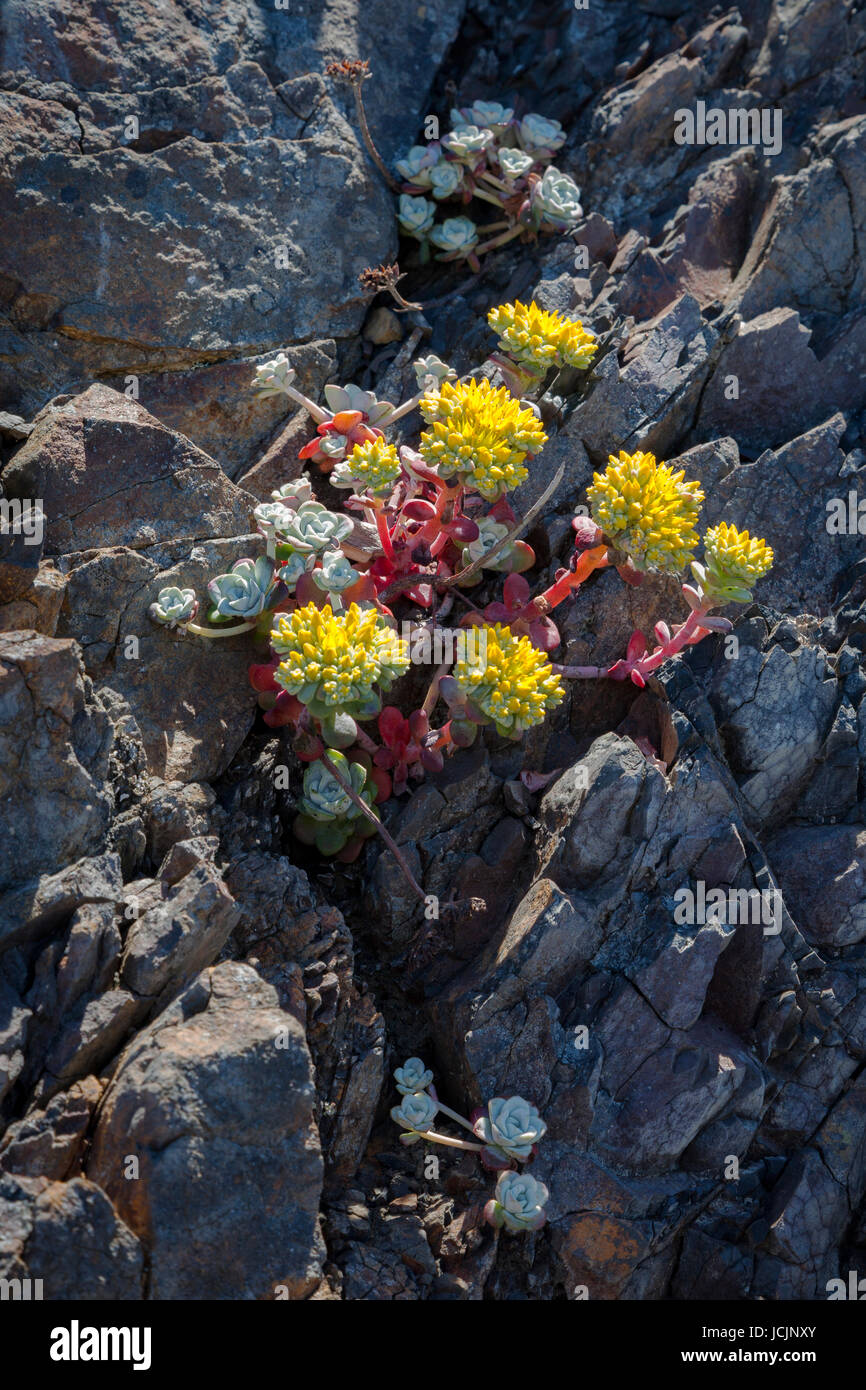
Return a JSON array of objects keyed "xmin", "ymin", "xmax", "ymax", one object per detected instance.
[{"xmin": 2, "ymin": 0, "xmax": 866, "ymax": 1301}]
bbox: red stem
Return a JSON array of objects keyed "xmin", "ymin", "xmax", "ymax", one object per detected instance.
[
  {"xmin": 376, "ymin": 509, "xmax": 396, "ymax": 562},
  {"xmin": 632, "ymin": 609, "xmax": 710, "ymax": 678},
  {"xmin": 515, "ymin": 544, "xmax": 610, "ymax": 621}
]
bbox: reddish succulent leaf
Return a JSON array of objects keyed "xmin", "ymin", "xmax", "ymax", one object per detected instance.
[
  {"xmin": 370, "ymin": 766, "xmax": 392, "ymax": 802},
  {"xmin": 626, "ymin": 630, "xmax": 648, "ymax": 662},
  {"xmin": 378, "ymin": 705, "xmax": 408, "ymax": 745},
  {"xmin": 503, "ymin": 571, "xmax": 531, "ymax": 609},
  {"xmin": 408, "ymin": 709, "xmax": 430, "ymax": 740},
  {"xmin": 248, "ymin": 660, "xmax": 280, "ymax": 693},
  {"xmin": 402, "ymin": 498, "xmax": 437, "ymax": 522},
  {"xmin": 449, "ymin": 516, "xmax": 480, "ymax": 543}
]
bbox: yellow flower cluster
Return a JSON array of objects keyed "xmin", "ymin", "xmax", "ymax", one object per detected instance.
[
  {"xmin": 419, "ymin": 378, "xmax": 547, "ymax": 501},
  {"xmin": 697, "ymin": 522, "xmax": 774, "ymax": 603},
  {"xmin": 488, "ymin": 300, "xmax": 597, "ymax": 371},
  {"xmin": 587, "ymin": 449, "xmax": 704, "ymax": 574},
  {"xmin": 704, "ymin": 523, "xmax": 773, "ymax": 585},
  {"xmin": 271, "ymin": 602, "xmax": 409, "ymax": 717},
  {"xmin": 333, "ymin": 437, "xmax": 402, "ymax": 495},
  {"xmin": 453, "ymin": 623, "xmax": 564, "ymax": 737}
]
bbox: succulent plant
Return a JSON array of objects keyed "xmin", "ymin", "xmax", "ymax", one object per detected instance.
[
  {"xmin": 268, "ymin": 499, "xmax": 353, "ymax": 556},
  {"xmin": 461, "ymin": 517, "xmax": 519, "ymax": 571},
  {"xmin": 587, "ymin": 450, "xmax": 705, "ymax": 575},
  {"xmin": 271, "ymin": 601, "xmax": 409, "ymax": 721},
  {"xmin": 531, "ymin": 166, "xmax": 583, "ymax": 229},
  {"xmin": 323, "ymin": 383, "xmax": 394, "ymax": 427},
  {"xmin": 413, "ymin": 355, "xmax": 457, "ymax": 389},
  {"xmin": 516, "ymin": 112, "xmax": 566, "ymax": 159},
  {"xmin": 149, "ymin": 586, "xmax": 198, "ymax": 626},
  {"xmin": 429, "ymin": 216, "xmax": 479, "ymax": 260},
  {"xmin": 207, "ymin": 557, "xmax": 277, "ymax": 620},
  {"xmin": 329, "ymin": 437, "xmax": 402, "ymax": 495},
  {"xmin": 472, "ymin": 1095, "xmax": 548, "ymax": 1165},
  {"xmin": 419, "ymin": 377, "xmax": 547, "ymax": 500},
  {"xmin": 271, "ymin": 477, "xmax": 314, "ymax": 507},
  {"xmin": 394, "ymin": 1057, "xmax": 434, "ymax": 1096},
  {"xmin": 310, "ymin": 548, "xmax": 360, "ymax": 599},
  {"xmin": 293, "ymin": 751, "xmax": 380, "ymax": 856},
  {"xmin": 693, "ymin": 523, "xmax": 774, "ymax": 605},
  {"xmin": 398, "ymin": 194, "xmax": 436, "ymax": 239},
  {"xmin": 276, "ymin": 551, "xmax": 310, "ymax": 591},
  {"xmin": 390, "ymin": 1090, "xmax": 439, "ymax": 1137},
  {"xmin": 251, "ymin": 352, "xmax": 296, "ymax": 397},
  {"xmin": 395, "ymin": 143, "xmax": 442, "ymax": 186},
  {"xmin": 253, "ymin": 499, "xmax": 295, "ymax": 542},
  {"xmin": 453, "ymin": 623, "xmax": 564, "ymax": 737},
  {"xmin": 298, "ymin": 751, "xmax": 369, "ymax": 820},
  {"xmin": 484, "ymin": 1170, "xmax": 550, "ymax": 1233},
  {"xmin": 497, "ymin": 147, "xmax": 535, "ymax": 181},
  {"xmin": 451, "ymin": 100, "xmax": 514, "ymax": 133},
  {"xmin": 429, "ymin": 160, "xmax": 463, "ymax": 199},
  {"xmin": 440, "ymin": 124, "xmax": 493, "ymax": 161},
  {"xmin": 488, "ymin": 299, "xmax": 597, "ymax": 372}
]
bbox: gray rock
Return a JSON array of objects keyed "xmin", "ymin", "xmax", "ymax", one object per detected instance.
[
  {"xmin": 121, "ymin": 862, "xmax": 240, "ymax": 1003},
  {"xmin": 708, "ymin": 617, "xmax": 839, "ymax": 827},
  {"xmin": 0, "ymin": 852, "xmax": 123, "ymax": 957},
  {"xmin": 567, "ymin": 294, "xmax": 718, "ymax": 465},
  {"xmin": 0, "ymin": 632, "xmax": 114, "ymax": 892},
  {"xmin": 2, "ymin": 385, "xmax": 257, "ymax": 556},
  {"xmin": 767, "ymin": 825, "xmax": 866, "ymax": 949},
  {"xmin": 0, "ymin": 1077, "xmax": 102, "ymax": 1179},
  {"xmin": 0, "ymin": 1172, "xmax": 143, "ymax": 1299},
  {"xmin": 87, "ymin": 961, "xmax": 326, "ymax": 1299},
  {"xmin": 0, "ymin": 0, "xmax": 467, "ymax": 445}
]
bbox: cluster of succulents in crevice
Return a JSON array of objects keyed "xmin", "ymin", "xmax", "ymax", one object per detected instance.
[
  {"xmin": 394, "ymin": 101, "xmax": 584, "ymax": 267},
  {"xmin": 149, "ymin": 296, "xmax": 774, "ymax": 877},
  {"xmin": 391, "ymin": 1058, "xmax": 549, "ymax": 1235}
]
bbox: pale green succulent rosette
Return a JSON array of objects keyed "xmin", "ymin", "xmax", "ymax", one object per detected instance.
[
  {"xmin": 207, "ymin": 556, "xmax": 276, "ymax": 621},
  {"xmin": 516, "ymin": 112, "xmax": 566, "ymax": 159},
  {"xmin": 472, "ymin": 1095, "xmax": 547, "ymax": 1165},
  {"xmin": 271, "ymin": 477, "xmax": 314, "ymax": 507},
  {"xmin": 497, "ymin": 147, "xmax": 534, "ymax": 182},
  {"xmin": 429, "ymin": 160, "xmax": 463, "ymax": 199},
  {"xmin": 395, "ymin": 144, "xmax": 441, "ymax": 186},
  {"xmin": 394, "ymin": 1057, "xmax": 434, "ymax": 1096},
  {"xmin": 390, "ymin": 1090, "xmax": 439, "ymax": 1144},
  {"xmin": 293, "ymin": 751, "xmax": 380, "ymax": 856},
  {"xmin": 272, "ymin": 500, "xmax": 353, "ymax": 555},
  {"xmin": 429, "ymin": 216, "xmax": 478, "ymax": 261},
  {"xmin": 531, "ymin": 166, "xmax": 583, "ymax": 229},
  {"xmin": 440, "ymin": 124, "xmax": 493, "ymax": 161},
  {"xmin": 310, "ymin": 549, "xmax": 360, "ymax": 603},
  {"xmin": 450, "ymin": 100, "xmax": 514, "ymax": 136},
  {"xmin": 413, "ymin": 355, "xmax": 456, "ymax": 389},
  {"xmin": 323, "ymin": 383, "xmax": 394, "ymax": 427},
  {"xmin": 485, "ymin": 1171, "xmax": 549, "ymax": 1233},
  {"xmin": 149, "ymin": 586, "xmax": 198, "ymax": 626},
  {"xmin": 251, "ymin": 352, "xmax": 295, "ymax": 398},
  {"xmin": 398, "ymin": 194, "xmax": 436, "ymax": 239}
]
